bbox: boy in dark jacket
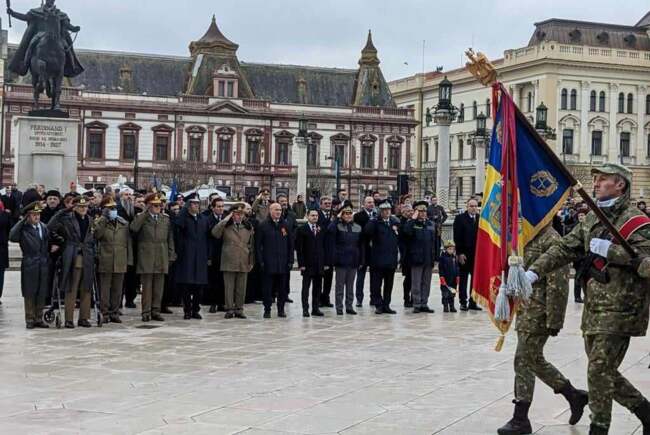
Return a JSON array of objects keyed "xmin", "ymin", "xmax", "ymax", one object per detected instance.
[{"xmin": 438, "ymin": 240, "xmax": 459, "ymax": 312}]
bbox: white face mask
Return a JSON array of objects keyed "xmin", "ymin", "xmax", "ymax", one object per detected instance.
[
  {"xmin": 108, "ymin": 209, "xmax": 118, "ymax": 220},
  {"xmin": 596, "ymin": 197, "xmax": 618, "ymax": 208}
]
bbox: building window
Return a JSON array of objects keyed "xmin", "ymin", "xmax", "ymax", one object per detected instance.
[
  {"xmin": 247, "ymin": 139, "xmax": 260, "ymax": 164},
  {"xmin": 560, "ymin": 89, "xmax": 568, "ymax": 110},
  {"xmin": 388, "ymin": 144, "xmax": 400, "ymax": 170},
  {"xmin": 570, "ymin": 89, "xmax": 577, "ymax": 110},
  {"xmin": 334, "ymin": 142, "xmax": 345, "ymax": 167},
  {"xmin": 218, "ymin": 80, "xmax": 225, "ymax": 97},
  {"xmin": 276, "ymin": 141, "xmax": 290, "ymax": 165},
  {"xmin": 457, "ymin": 177, "xmax": 464, "ymax": 202},
  {"xmin": 423, "ymin": 142, "xmax": 429, "ymax": 162},
  {"xmin": 590, "ymin": 91, "xmax": 596, "ymax": 111},
  {"xmin": 647, "ymin": 133, "xmax": 650, "ymax": 158},
  {"xmin": 217, "ymin": 136, "xmax": 231, "ymax": 163},
  {"xmin": 620, "ymin": 132, "xmax": 630, "ymax": 157},
  {"xmin": 87, "ymin": 131, "xmax": 104, "ymax": 159},
  {"xmin": 627, "ymin": 93, "xmax": 634, "ymax": 114},
  {"xmin": 599, "ymin": 91, "xmax": 606, "ymax": 112},
  {"xmin": 591, "ymin": 131, "xmax": 603, "ymax": 156},
  {"xmin": 486, "ymin": 98, "xmax": 491, "ymax": 117},
  {"xmin": 562, "ymin": 129, "xmax": 574, "ymax": 155},
  {"xmin": 527, "ymin": 92, "xmax": 533, "ymax": 113},
  {"xmin": 189, "ymin": 136, "xmax": 202, "ymax": 161},
  {"xmin": 361, "ymin": 141, "xmax": 374, "ymax": 168},
  {"xmin": 458, "ymin": 103, "xmax": 465, "ymax": 123},
  {"xmin": 154, "ymin": 134, "xmax": 169, "ymax": 161},
  {"xmin": 472, "ymin": 101, "xmax": 477, "ymax": 119},
  {"xmin": 618, "ymin": 92, "xmax": 625, "ymax": 113},
  {"xmin": 470, "ymin": 140, "xmax": 476, "ymax": 160},
  {"xmin": 121, "ymin": 131, "xmax": 136, "ymax": 160},
  {"xmin": 227, "ymin": 81, "xmax": 234, "ymax": 98},
  {"xmin": 470, "ymin": 176, "xmax": 476, "ymax": 196},
  {"xmin": 307, "ymin": 140, "xmax": 318, "ymax": 167},
  {"xmin": 458, "ymin": 138, "xmax": 464, "ymax": 160}
]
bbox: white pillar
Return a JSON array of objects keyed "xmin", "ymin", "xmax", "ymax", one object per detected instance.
[
  {"xmin": 579, "ymin": 81, "xmax": 590, "ymax": 162},
  {"xmin": 474, "ymin": 136, "xmax": 487, "ymax": 194},
  {"xmin": 637, "ymin": 85, "xmax": 646, "ymax": 163},
  {"xmin": 295, "ymin": 137, "xmax": 308, "ymax": 198},
  {"xmin": 608, "ymin": 83, "xmax": 619, "ymax": 162},
  {"xmin": 435, "ymin": 110, "xmax": 455, "ymax": 210}
]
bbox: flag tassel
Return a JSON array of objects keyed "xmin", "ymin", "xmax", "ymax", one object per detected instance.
[
  {"xmin": 506, "ymin": 255, "xmax": 533, "ymax": 302},
  {"xmin": 494, "ymin": 271, "xmax": 510, "ymax": 322},
  {"xmin": 495, "ymin": 334, "xmax": 506, "ymax": 352}
]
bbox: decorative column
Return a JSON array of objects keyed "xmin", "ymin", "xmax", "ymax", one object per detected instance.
[
  {"xmin": 435, "ymin": 111, "xmax": 454, "ymax": 209},
  {"xmin": 579, "ymin": 81, "xmax": 590, "ymax": 162},
  {"xmin": 637, "ymin": 85, "xmax": 646, "ymax": 163},
  {"xmin": 474, "ymin": 137, "xmax": 487, "ymax": 194},
  {"xmin": 608, "ymin": 83, "xmax": 618, "ymax": 162}
]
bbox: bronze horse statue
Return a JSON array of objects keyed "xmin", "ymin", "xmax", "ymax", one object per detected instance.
[{"xmin": 29, "ymin": 11, "xmax": 66, "ymax": 110}]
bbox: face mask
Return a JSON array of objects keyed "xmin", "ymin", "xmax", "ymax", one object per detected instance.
[{"xmin": 108, "ymin": 209, "xmax": 118, "ymax": 220}]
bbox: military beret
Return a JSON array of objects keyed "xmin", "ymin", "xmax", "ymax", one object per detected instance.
[
  {"xmin": 100, "ymin": 197, "xmax": 117, "ymax": 208},
  {"xmin": 72, "ymin": 196, "xmax": 89, "ymax": 207},
  {"xmin": 145, "ymin": 193, "xmax": 162, "ymax": 205},
  {"xmin": 21, "ymin": 201, "xmax": 44, "ymax": 215},
  {"xmin": 413, "ymin": 200, "xmax": 428, "ymax": 211},
  {"xmin": 45, "ymin": 190, "xmax": 61, "ymax": 199}
]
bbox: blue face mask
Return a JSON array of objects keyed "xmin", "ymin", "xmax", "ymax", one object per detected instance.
[{"xmin": 108, "ymin": 209, "xmax": 118, "ymax": 220}]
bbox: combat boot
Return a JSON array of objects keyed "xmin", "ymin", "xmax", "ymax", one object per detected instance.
[
  {"xmin": 589, "ymin": 424, "xmax": 608, "ymax": 435},
  {"xmin": 632, "ymin": 399, "xmax": 650, "ymax": 434},
  {"xmin": 497, "ymin": 400, "xmax": 532, "ymax": 435},
  {"xmin": 557, "ymin": 381, "xmax": 588, "ymax": 425}
]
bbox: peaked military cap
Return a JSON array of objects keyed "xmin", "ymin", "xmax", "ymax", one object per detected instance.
[
  {"xmin": 100, "ymin": 197, "xmax": 117, "ymax": 208},
  {"xmin": 72, "ymin": 196, "xmax": 89, "ymax": 207},
  {"xmin": 413, "ymin": 200, "xmax": 428, "ymax": 212},
  {"xmin": 591, "ymin": 163, "xmax": 633, "ymax": 185},
  {"xmin": 21, "ymin": 201, "xmax": 44, "ymax": 215}
]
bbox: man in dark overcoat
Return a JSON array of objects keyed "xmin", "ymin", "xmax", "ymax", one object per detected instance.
[
  {"xmin": 452, "ymin": 197, "xmax": 482, "ymax": 311},
  {"xmin": 295, "ymin": 208, "xmax": 326, "ymax": 317}
]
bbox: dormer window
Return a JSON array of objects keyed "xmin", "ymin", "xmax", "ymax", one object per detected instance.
[
  {"xmin": 596, "ymin": 31, "xmax": 609, "ymax": 45},
  {"xmin": 623, "ymin": 34, "xmax": 637, "ymax": 48},
  {"xmin": 536, "ymin": 30, "xmax": 546, "ymax": 41},
  {"xmin": 213, "ymin": 63, "xmax": 239, "ymax": 98},
  {"xmin": 568, "ymin": 28, "xmax": 581, "ymax": 42}
]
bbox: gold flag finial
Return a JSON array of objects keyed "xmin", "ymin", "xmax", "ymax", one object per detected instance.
[{"xmin": 465, "ymin": 48, "xmax": 498, "ymax": 87}]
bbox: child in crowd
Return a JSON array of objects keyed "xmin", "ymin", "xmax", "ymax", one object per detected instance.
[{"xmin": 438, "ymin": 240, "xmax": 459, "ymax": 312}]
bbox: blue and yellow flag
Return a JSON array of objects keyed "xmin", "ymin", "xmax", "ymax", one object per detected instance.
[{"xmin": 473, "ymin": 83, "xmax": 572, "ymax": 336}]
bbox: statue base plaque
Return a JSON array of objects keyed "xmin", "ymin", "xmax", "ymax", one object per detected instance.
[{"xmin": 14, "ymin": 116, "xmax": 79, "ymax": 192}]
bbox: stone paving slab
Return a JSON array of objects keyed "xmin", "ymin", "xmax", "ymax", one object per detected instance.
[{"xmin": 0, "ymin": 270, "xmax": 648, "ymax": 434}]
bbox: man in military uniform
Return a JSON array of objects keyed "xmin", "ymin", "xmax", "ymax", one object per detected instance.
[
  {"xmin": 94, "ymin": 197, "xmax": 132, "ymax": 324},
  {"xmin": 498, "ymin": 224, "xmax": 588, "ymax": 435},
  {"xmin": 130, "ymin": 194, "xmax": 175, "ymax": 322},
  {"xmin": 402, "ymin": 201, "xmax": 435, "ymax": 313},
  {"xmin": 9, "ymin": 202, "xmax": 52, "ymax": 329},
  {"xmin": 526, "ymin": 163, "xmax": 650, "ymax": 434}
]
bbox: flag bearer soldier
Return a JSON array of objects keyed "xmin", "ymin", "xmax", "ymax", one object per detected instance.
[
  {"xmin": 364, "ymin": 200, "xmax": 400, "ymax": 314},
  {"xmin": 211, "ymin": 203, "xmax": 254, "ymax": 319},
  {"xmin": 93, "ymin": 197, "xmax": 133, "ymax": 324},
  {"xmin": 9, "ymin": 202, "xmax": 52, "ymax": 329},
  {"xmin": 498, "ymin": 223, "xmax": 588, "ymax": 435},
  {"xmin": 402, "ymin": 201, "xmax": 435, "ymax": 313},
  {"xmin": 130, "ymin": 193, "xmax": 176, "ymax": 322},
  {"xmin": 295, "ymin": 208, "xmax": 326, "ymax": 317},
  {"xmin": 526, "ymin": 163, "xmax": 650, "ymax": 435},
  {"xmin": 48, "ymin": 196, "xmax": 96, "ymax": 328}
]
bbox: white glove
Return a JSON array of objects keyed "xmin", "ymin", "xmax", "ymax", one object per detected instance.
[
  {"xmin": 525, "ymin": 270, "xmax": 539, "ymax": 285},
  {"xmin": 590, "ymin": 238, "xmax": 612, "ymax": 258}
]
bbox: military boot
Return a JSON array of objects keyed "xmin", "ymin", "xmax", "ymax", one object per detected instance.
[
  {"xmin": 558, "ymin": 381, "xmax": 588, "ymax": 425},
  {"xmin": 589, "ymin": 424, "xmax": 608, "ymax": 435},
  {"xmin": 497, "ymin": 400, "xmax": 532, "ymax": 435},
  {"xmin": 632, "ymin": 399, "xmax": 650, "ymax": 435}
]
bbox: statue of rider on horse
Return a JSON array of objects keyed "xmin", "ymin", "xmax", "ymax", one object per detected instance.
[{"xmin": 7, "ymin": 0, "xmax": 84, "ymax": 114}]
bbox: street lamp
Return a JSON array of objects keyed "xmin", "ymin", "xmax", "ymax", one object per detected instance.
[
  {"xmin": 433, "ymin": 76, "xmax": 456, "ymax": 211},
  {"xmin": 475, "ymin": 112, "xmax": 487, "ymax": 138},
  {"xmin": 437, "ymin": 76, "xmax": 453, "ymax": 111},
  {"xmin": 473, "ymin": 112, "xmax": 489, "ymax": 196},
  {"xmin": 535, "ymin": 102, "xmax": 548, "ymax": 131},
  {"xmin": 298, "ymin": 113, "xmax": 308, "ymax": 139}
]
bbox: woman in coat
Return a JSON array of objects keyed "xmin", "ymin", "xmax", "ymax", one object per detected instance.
[{"xmin": 9, "ymin": 202, "xmax": 51, "ymax": 328}]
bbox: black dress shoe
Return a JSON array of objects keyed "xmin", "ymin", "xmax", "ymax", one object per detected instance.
[
  {"xmin": 383, "ymin": 307, "xmax": 397, "ymax": 314},
  {"xmin": 225, "ymin": 312, "xmax": 234, "ymax": 319},
  {"xmin": 125, "ymin": 302, "xmax": 137, "ymax": 309},
  {"xmin": 336, "ymin": 309, "xmax": 343, "ymax": 315},
  {"xmin": 575, "ymin": 298, "xmax": 584, "ymax": 304},
  {"xmin": 346, "ymin": 309, "xmax": 357, "ymax": 315},
  {"xmin": 375, "ymin": 307, "xmax": 384, "ymax": 314},
  {"xmin": 278, "ymin": 310, "xmax": 287, "ymax": 318},
  {"xmin": 191, "ymin": 312, "xmax": 202, "ymax": 320},
  {"xmin": 468, "ymin": 304, "xmax": 483, "ymax": 311},
  {"xmin": 141, "ymin": 314, "xmax": 150, "ymax": 322},
  {"xmin": 110, "ymin": 316, "xmax": 122, "ymax": 324},
  {"xmin": 303, "ymin": 311, "xmax": 310, "ymax": 318},
  {"xmin": 78, "ymin": 319, "xmax": 92, "ymax": 328},
  {"xmin": 161, "ymin": 307, "xmax": 173, "ymax": 314},
  {"xmin": 217, "ymin": 305, "xmax": 226, "ymax": 312},
  {"xmin": 209, "ymin": 305, "xmax": 217, "ymax": 313},
  {"xmin": 321, "ymin": 302, "xmax": 334, "ymax": 308},
  {"xmin": 151, "ymin": 314, "xmax": 165, "ymax": 321},
  {"xmin": 449, "ymin": 305, "xmax": 457, "ymax": 313},
  {"xmin": 263, "ymin": 311, "xmax": 271, "ymax": 319},
  {"xmin": 404, "ymin": 301, "xmax": 413, "ymax": 308},
  {"xmin": 356, "ymin": 303, "xmax": 362, "ymax": 308},
  {"xmin": 26, "ymin": 321, "xmax": 35, "ymax": 329},
  {"xmin": 460, "ymin": 305, "xmax": 469, "ymax": 312},
  {"xmin": 183, "ymin": 313, "xmax": 191, "ymax": 320},
  {"xmin": 311, "ymin": 310, "xmax": 324, "ymax": 317},
  {"xmin": 421, "ymin": 306, "xmax": 435, "ymax": 313},
  {"xmin": 235, "ymin": 312, "xmax": 247, "ymax": 319},
  {"xmin": 65, "ymin": 320, "xmax": 75, "ymax": 328}
]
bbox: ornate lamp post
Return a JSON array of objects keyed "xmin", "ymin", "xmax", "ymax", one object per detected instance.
[
  {"xmin": 535, "ymin": 102, "xmax": 556, "ymax": 140},
  {"xmin": 434, "ymin": 76, "xmax": 457, "ymax": 210},
  {"xmin": 473, "ymin": 112, "xmax": 488, "ymax": 195},
  {"xmin": 295, "ymin": 113, "xmax": 309, "ymax": 198}
]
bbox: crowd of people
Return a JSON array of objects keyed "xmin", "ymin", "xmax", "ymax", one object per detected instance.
[{"xmin": 0, "ymin": 183, "xmax": 489, "ymax": 329}]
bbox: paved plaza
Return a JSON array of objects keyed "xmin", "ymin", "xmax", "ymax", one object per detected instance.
[{"xmin": 0, "ymin": 270, "xmax": 648, "ymax": 435}]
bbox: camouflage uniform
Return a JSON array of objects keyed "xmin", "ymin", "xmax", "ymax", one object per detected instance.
[
  {"xmin": 529, "ymin": 164, "xmax": 650, "ymax": 432},
  {"xmin": 514, "ymin": 225, "xmax": 571, "ymax": 402},
  {"xmin": 633, "ymin": 256, "xmax": 650, "ymax": 279}
]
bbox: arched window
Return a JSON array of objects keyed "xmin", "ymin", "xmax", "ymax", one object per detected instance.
[
  {"xmin": 486, "ymin": 98, "xmax": 491, "ymax": 117},
  {"xmin": 589, "ymin": 90, "xmax": 596, "ymax": 111},
  {"xmin": 472, "ymin": 101, "xmax": 477, "ymax": 119},
  {"xmin": 646, "ymin": 94, "xmax": 650, "ymax": 115},
  {"xmin": 618, "ymin": 92, "xmax": 625, "ymax": 113},
  {"xmin": 527, "ymin": 92, "xmax": 533, "ymax": 112},
  {"xmin": 627, "ymin": 93, "xmax": 634, "ymax": 114},
  {"xmin": 570, "ymin": 89, "xmax": 577, "ymax": 110},
  {"xmin": 560, "ymin": 89, "xmax": 568, "ymax": 110},
  {"xmin": 599, "ymin": 91, "xmax": 606, "ymax": 112}
]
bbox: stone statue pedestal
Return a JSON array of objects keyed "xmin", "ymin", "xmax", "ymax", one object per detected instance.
[{"xmin": 14, "ymin": 116, "xmax": 79, "ymax": 192}]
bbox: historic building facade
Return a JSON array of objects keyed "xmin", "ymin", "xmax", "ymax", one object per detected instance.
[
  {"xmin": 390, "ymin": 11, "xmax": 650, "ymax": 209},
  {"xmin": 0, "ymin": 17, "xmax": 415, "ymax": 202}
]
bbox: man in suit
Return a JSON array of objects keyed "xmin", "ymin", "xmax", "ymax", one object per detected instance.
[
  {"xmin": 353, "ymin": 196, "xmax": 376, "ymax": 307},
  {"xmin": 278, "ymin": 193, "xmax": 297, "ymax": 304},
  {"xmin": 295, "ymin": 208, "xmax": 326, "ymax": 317},
  {"xmin": 205, "ymin": 197, "xmax": 226, "ymax": 313},
  {"xmin": 256, "ymin": 203, "xmax": 293, "ymax": 318},
  {"xmin": 317, "ymin": 196, "xmax": 334, "ymax": 307},
  {"xmin": 452, "ymin": 197, "xmax": 482, "ymax": 311}
]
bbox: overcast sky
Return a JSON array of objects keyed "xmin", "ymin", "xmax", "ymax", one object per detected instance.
[{"xmin": 4, "ymin": 0, "xmax": 648, "ymax": 81}]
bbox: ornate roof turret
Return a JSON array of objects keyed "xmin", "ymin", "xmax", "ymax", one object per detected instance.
[
  {"xmin": 352, "ymin": 30, "xmax": 393, "ymax": 107},
  {"xmin": 189, "ymin": 15, "xmax": 239, "ymax": 56},
  {"xmin": 359, "ymin": 30, "xmax": 380, "ymax": 67}
]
